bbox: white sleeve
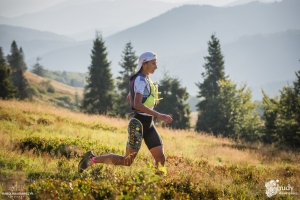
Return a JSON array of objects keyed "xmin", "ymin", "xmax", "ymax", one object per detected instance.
[{"xmin": 134, "ymin": 77, "xmax": 147, "ymax": 94}]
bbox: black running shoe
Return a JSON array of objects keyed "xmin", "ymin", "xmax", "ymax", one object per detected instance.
[{"xmin": 78, "ymin": 151, "xmax": 95, "ymax": 173}]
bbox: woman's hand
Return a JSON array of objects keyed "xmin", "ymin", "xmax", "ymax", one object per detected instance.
[
  {"xmin": 126, "ymin": 93, "xmax": 130, "ymax": 103},
  {"xmin": 134, "ymin": 93, "xmax": 173, "ymax": 124},
  {"xmin": 157, "ymin": 113, "xmax": 173, "ymax": 124}
]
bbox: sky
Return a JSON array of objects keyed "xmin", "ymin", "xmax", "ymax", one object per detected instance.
[
  {"xmin": 0, "ymin": 0, "xmax": 239, "ymax": 18},
  {"xmin": 0, "ymin": 0, "xmax": 65, "ymax": 17},
  {"xmin": 158, "ymin": 0, "xmax": 236, "ymax": 4}
]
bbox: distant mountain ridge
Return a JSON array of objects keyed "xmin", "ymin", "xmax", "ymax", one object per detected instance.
[
  {"xmin": 225, "ymin": 0, "xmax": 280, "ymax": 7},
  {"xmin": 0, "ymin": 24, "xmax": 77, "ymax": 59},
  {"xmin": 102, "ymin": 0, "xmax": 300, "ymax": 99},
  {"xmin": 0, "ymin": 0, "xmax": 286, "ymax": 40},
  {"xmin": 0, "ymin": 24, "xmax": 74, "ymax": 42},
  {"xmin": 0, "ymin": 0, "xmax": 65, "ymax": 18},
  {"xmin": 0, "ymin": 0, "xmax": 299, "ymax": 101},
  {"xmin": 0, "ymin": 0, "xmax": 182, "ymax": 39},
  {"xmin": 105, "ymin": 0, "xmax": 299, "ymax": 58},
  {"xmin": 157, "ymin": 29, "xmax": 300, "ymax": 99}
]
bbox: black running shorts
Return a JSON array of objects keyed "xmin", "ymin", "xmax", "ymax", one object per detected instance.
[{"xmin": 127, "ymin": 114, "xmax": 163, "ymax": 150}]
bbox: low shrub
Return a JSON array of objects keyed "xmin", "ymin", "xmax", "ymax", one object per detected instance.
[
  {"xmin": 36, "ymin": 86, "xmax": 46, "ymax": 94},
  {"xmin": 28, "ymin": 178, "xmax": 113, "ymax": 200},
  {"xmin": 47, "ymin": 84, "xmax": 55, "ymax": 93},
  {"xmin": 55, "ymin": 95, "xmax": 72, "ymax": 104},
  {"xmin": 37, "ymin": 80, "xmax": 56, "ymax": 94},
  {"xmin": 28, "ymin": 86, "xmax": 40, "ymax": 97},
  {"xmin": 16, "ymin": 137, "xmax": 124, "ymax": 158}
]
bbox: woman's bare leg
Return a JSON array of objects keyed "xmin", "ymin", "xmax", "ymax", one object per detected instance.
[
  {"xmin": 94, "ymin": 146, "xmax": 138, "ymax": 166},
  {"xmin": 149, "ymin": 145, "xmax": 165, "ymax": 168}
]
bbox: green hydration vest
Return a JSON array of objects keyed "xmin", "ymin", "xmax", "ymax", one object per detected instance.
[{"xmin": 143, "ymin": 77, "xmax": 163, "ymax": 108}]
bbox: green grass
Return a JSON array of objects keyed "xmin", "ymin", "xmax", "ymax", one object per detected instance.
[
  {"xmin": 25, "ymin": 71, "xmax": 83, "ymax": 111},
  {"xmin": 0, "ymin": 100, "xmax": 299, "ymax": 199}
]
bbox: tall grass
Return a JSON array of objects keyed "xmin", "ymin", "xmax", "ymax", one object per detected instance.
[
  {"xmin": 0, "ymin": 99, "xmax": 299, "ymax": 199},
  {"xmin": 25, "ymin": 71, "xmax": 84, "ymax": 98}
]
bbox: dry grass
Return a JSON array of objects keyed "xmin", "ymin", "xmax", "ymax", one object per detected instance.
[
  {"xmin": 1, "ymin": 99, "xmax": 299, "ymax": 168},
  {"xmin": 190, "ymin": 111, "xmax": 198, "ymax": 127},
  {"xmin": 1, "ymin": 99, "xmax": 300, "ymax": 199},
  {"xmin": 25, "ymin": 71, "xmax": 84, "ymax": 98}
]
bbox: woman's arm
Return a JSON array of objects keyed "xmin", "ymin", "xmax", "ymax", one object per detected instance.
[
  {"xmin": 126, "ymin": 93, "xmax": 130, "ymax": 103},
  {"xmin": 134, "ymin": 93, "xmax": 173, "ymax": 124}
]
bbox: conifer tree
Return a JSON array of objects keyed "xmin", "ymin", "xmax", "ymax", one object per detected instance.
[
  {"xmin": 81, "ymin": 33, "xmax": 115, "ymax": 115},
  {"xmin": 7, "ymin": 41, "xmax": 30, "ymax": 100},
  {"xmin": 262, "ymin": 92, "xmax": 280, "ymax": 144},
  {"xmin": 195, "ymin": 35, "xmax": 261, "ymax": 141},
  {"xmin": 156, "ymin": 72, "xmax": 190, "ymax": 129},
  {"xmin": 262, "ymin": 70, "xmax": 300, "ymax": 147},
  {"xmin": 70, "ymin": 79, "xmax": 75, "ymax": 87},
  {"xmin": 116, "ymin": 42, "xmax": 138, "ymax": 118},
  {"xmin": 0, "ymin": 47, "xmax": 17, "ymax": 99},
  {"xmin": 195, "ymin": 34, "xmax": 226, "ymax": 134},
  {"xmin": 75, "ymin": 90, "xmax": 80, "ymax": 107},
  {"xmin": 19, "ymin": 47, "xmax": 27, "ymax": 70},
  {"xmin": 31, "ymin": 57, "xmax": 45, "ymax": 77},
  {"xmin": 216, "ymin": 79, "xmax": 262, "ymax": 142}
]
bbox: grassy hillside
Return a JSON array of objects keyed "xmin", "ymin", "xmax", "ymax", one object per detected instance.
[
  {"xmin": 25, "ymin": 71, "xmax": 83, "ymax": 97},
  {"xmin": 0, "ymin": 99, "xmax": 299, "ymax": 199},
  {"xmin": 42, "ymin": 69, "xmax": 86, "ymax": 88},
  {"xmin": 25, "ymin": 71, "xmax": 83, "ymax": 111}
]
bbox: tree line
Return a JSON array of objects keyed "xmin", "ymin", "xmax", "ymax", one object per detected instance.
[
  {"xmin": 31, "ymin": 58, "xmax": 86, "ymax": 88},
  {"xmin": 80, "ymin": 33, "xmax": 191, "ymax": 130},
  {"xmin": 1, "ymin": 34, "xmax": 299, "ymax": 148},
  {"xmin": 0, "ymin": 41, "xmax": 30, "ymax": 100}
]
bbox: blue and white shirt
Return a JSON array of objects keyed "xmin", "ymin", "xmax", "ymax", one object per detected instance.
[{"xmin": 130, "ymin": 73, "xmax": 154, "ymax": 116}]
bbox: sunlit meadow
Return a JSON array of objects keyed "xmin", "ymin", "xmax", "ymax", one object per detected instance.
[{"xmin": 0, "ymin": 99, "xmax": 299, "ymax": 199}]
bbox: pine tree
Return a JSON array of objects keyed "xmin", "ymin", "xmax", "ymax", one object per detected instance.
[
  {"xmin": 156, "ymin": 72, "xmax": 190, "ymax": 129},
  {"xmin": 62, "ymin": 71, "xmax": 68, "ymax": 84},
  {"xmin": 275, "ymin": 71, "xmax": 300, "ymax": 147},
  {"xmin": 75, "ymin": 90, "xmax": 80, "ymax": 107},
  {"xmin": 7, "ymin": 41, "xmax": 30, "ymax": 100},
  {"xmin": 0, "ymin": 47, "xmax": 17, "ymax": 99},
  {"xmin": 116, "ymin": 42, "xmax": 138, "ymax": 118},
  {"xmin": 81, "ymin": 33, "xmax": 115, "ymax": 115},
  {"xmin": 195, "ymin": 35, "xmax": 261, "ymax": 141},
  {"xmin": 195, "ymin": 34, "xmax": 226, "ymax": 134},
  {"xmin": 70, "ymin": 79, "xmax": 75, "ymax": 87},
  {"xmin": 216, "ymin": 79, "xmax": 262, "ymax": 142},
  {"xmin": 261, "ymin": 92, "xmax": 280, "ymax": 144},
  {"xmin": 19, "ymin": 47, "xmax": 27, "ymax": 70},
  {"xmin": 262, "ymin": 70, "xmax": 300, "ymax": 147},
  {"xmin": 31, "ymin": 57, "xmax": 45, "ymax": 77}
]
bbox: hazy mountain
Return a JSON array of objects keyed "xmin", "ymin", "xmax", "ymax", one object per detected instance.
[
  {"xmin": 1, "ymin": 0, "xmax": 299, "ymax": 101},
  {"xmin": 17, "ymin": 29, "xmax": 299, "ymax": 102},
  {"xmin": 0, "ymin": 0, "xmax": 65, "ymax": 18},
  {"xmin": 0, "ymin": 0, "xmax": 182, "ymax": 39},
  {"xmin": 0, "ymin": 24, "xmax": 74, "ymax": 42},
  {"xmin": 0, "ymin": 0, "xmax": 244, "ymax": 19},
  {"xmin": 223, "ymin": 30, "xmax": 300, "ymax": 87},
  {"xmin": 103, "ymin": 0, "xmax": 299, "ymax": 98},
  {"xmin": 105, "ymin": 0, "xmax": 299, "ymax": 58},
  {"xmin": 0, "ymin": 24, "xmax": 77, "ymax": 59},
  {"xmin": 225, "ymin": 0, "xmax": 257, "ymax": 7},
  {"xmin": 251, "ymin": 79, "xmax": 294, "ymax": 100},
  {"xmin": 0, "ymin": 0, "xmax": 283, "ymax": 40},
  {"xmin": 165, "ymin": 29, "xmax": 300, "ymax": 98},
  {"xmin": 225, "ymin": 0, "xmax": 281, "ymax": 7}
]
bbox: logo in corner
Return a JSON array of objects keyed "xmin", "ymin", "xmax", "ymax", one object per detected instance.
[{"xmin": 265, "ymin": 179, "xmax": 279, "ymax": 197}]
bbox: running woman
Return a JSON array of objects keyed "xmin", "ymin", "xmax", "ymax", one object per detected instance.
[{"xmin": 78, "ymin": 52, "xmax": 173, "ymax": 173}]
